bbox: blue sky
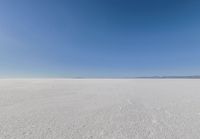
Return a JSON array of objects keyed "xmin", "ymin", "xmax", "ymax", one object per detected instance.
[{"xmin": 0, "ymin": 0, "xmax": 200, "ymax": 77}]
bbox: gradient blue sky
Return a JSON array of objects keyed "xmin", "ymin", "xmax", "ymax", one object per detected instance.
[{"xmin": 0, "ymin": 0, "xmax": 200, "ymax": 77}]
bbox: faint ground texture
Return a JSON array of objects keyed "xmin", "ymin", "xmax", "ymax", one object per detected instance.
[{"xmin": 0, "ymin": 79, "xmax": 200, "ymax": 139}]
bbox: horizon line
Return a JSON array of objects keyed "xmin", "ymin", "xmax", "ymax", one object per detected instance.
[{"xmin": 1, "ymin": 75, "xmax": 200, "ymax": 79}]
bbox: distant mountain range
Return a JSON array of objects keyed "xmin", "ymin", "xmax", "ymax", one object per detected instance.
[
  {"xmin": 72, "ymin": 76, "xmax": 200, "ymax": 79},
  {"xmin": 136, "ymin": 76, "xmax": 200, "ymax": 79}
]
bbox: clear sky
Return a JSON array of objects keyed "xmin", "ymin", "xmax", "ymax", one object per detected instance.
[{"xmin": 0, "ymin": 0, "xmax": 200, "ymax": 77}]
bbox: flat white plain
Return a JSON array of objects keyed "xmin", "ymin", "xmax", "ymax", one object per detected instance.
[{"xmin": 0, "ymin": 79, "xmax": 200, "ymax": 139}]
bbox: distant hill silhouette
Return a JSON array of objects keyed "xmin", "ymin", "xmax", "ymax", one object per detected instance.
[{"xmin": 136, "ymin": 76, "xmax": 200, "ymax": 79}]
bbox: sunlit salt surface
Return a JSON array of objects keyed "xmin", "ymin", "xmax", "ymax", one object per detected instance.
[{"xmin": 1, "ymin": 79, "xmax": 200, "ymax": 139}]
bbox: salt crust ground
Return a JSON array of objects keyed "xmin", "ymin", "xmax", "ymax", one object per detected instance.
[{"xmin": 0, "ymin": 79, "xmax": 200, "ymax": 139}]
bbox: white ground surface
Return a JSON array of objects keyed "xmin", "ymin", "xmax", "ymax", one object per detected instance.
[{"xmin": 1, "ymin": 79, "xmax": 200, "ymax": 139}]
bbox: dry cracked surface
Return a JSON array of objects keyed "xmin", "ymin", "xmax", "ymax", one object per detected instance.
[{"xmin": 0, "ymin": 79, "xmax": 200, "ymax": 139}]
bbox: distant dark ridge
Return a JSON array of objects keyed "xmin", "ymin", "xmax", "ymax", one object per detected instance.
[
  {"xmin": 136, "ymin": 76, "xmax": 200, "ymax": 79},
  {"xmin": 72, "ymin": 76, "xmax": 200, "ymax": 79},
  {"xmin": 1, "ymin": 76, "xmax": 200, "ymax": 79}
]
